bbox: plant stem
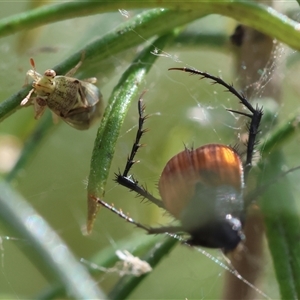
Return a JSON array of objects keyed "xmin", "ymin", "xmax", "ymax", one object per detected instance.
[
  {"xmin": 0, "ymin": 2, "xmax": 300, "ymax": 50},
  {"xmin": 87, "ymin": 31, "xmax": 177, "ymax": 233},
  {"xmin": 0, "ymin": 181, "xmax": 106, "ymax": 300}
]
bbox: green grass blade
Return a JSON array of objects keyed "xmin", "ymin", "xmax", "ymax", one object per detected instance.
[
  {"xmin": 36, "ymin": 234, "xmax": 170, "ymax": 299},
  {"xmin": 5, "ymin": 111, "xmax": 55, "ymax": 183},
  {"xmin": 259, "ymin": 150, "xmax": 300, "ymax": 299},
  {"xmin": 87, "ymin": 31, "xmax": 176, "ymax": 232},
  {"xmin": 0, "ymin": 181, "xmax": 106, "ymax": 299},
  {"xmin": 0, "ymin": 1, "xmax": 300, "ymax": 51},
  {"xmin": 256, "ymin": 97, "xmax": 300, "ymax": 298}
]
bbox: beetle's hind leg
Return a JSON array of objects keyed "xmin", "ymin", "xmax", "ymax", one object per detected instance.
[{"xmin": 95, "ymin": 196, "xmax": 183, "ymax": 236}]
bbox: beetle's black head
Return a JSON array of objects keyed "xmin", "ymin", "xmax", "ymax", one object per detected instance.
[{"xmin": 187, "ymin": 215, "xmax": 245, "ymax": 252}]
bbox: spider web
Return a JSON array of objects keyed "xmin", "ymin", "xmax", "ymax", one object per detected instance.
[
  {"xmin": 80, "ymin": 10, "xmax": 283, "ymax": 300},
  {"xmin": 1, "ymin": 3, "xmax": 300, "ymax": 299},
  {"xmin": 93, "ymin": 7, "xmax": 296, "ymax": 300}
]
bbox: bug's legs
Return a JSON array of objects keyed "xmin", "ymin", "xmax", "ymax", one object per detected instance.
[
  {"xmin": 94, "ymin": 196, "xmax": 153, "ymax": 232},
  {"xmin": 115, "ymin": 95, "xmax": 164, "ymax": 209},
  {"xmin": 66, "ymin": 59, "xmax": 82, "ymax": 77},
  {"xmin": 147, "ymin": 225, "xmax": 185, "ymax": 234},
  {"xmin": 169, "ymin": 67, "xmax": 263, "ymax": 180},
  {"xmin": 23, "ymin": 60, "xmax": 41, "ymax": 88},
  {"xmin": 95, "ymin": 196, "xmax": 183, "ymax": 235},
  {"xmin": 21, "ymin": 89, "xmax": 35, "ymax": 106},
  {"xmin": 65, "ymin": 52, "xmax": 85, "ymax": 77},
  {"xmin": 33, "ymin": 99, "xmax": 47, "ymax": 119},
  {"xmin": 50, "ymin": 112, "xmax": 60, "ymax": 124},
  {"xmin": 82, "ymin": 77, "xmax": 97, "ymax": 84}
]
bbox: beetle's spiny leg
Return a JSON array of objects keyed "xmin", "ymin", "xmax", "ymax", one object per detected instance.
[
  {"xmin": 244, "ymin": 107, "xmax": 263, "ymax": 178},
  {"xmin": 122, "ymin": 95, "xmax": 148, "ymax": 177},
  {"xmin": 147, "ymin": 225, "xmax": 185, "ymax": 235},
  {"xmin": 169, "ymin": 68, "xmax": 255, "ymax": 113},
  {"xmin": 95, "ymin": 196, "xmax": 151, "ymax": 232},
  {"xmin": 115, "ymin": 92, "xmax": 164, "ymax": 208},
  {"xmin": 169, "ymin": 67, "xmax": 263, "ymax": 180},
  {"xmin": 227, "ymin": 109, "xmax": 252, "ymax": 119},
  {"xmin": 95, "ymin": 196, "xmax": 183, "ymax": 240},
  {"xmin": 115, "ymin": 172, "xmax": 164, "ymax": 208}
]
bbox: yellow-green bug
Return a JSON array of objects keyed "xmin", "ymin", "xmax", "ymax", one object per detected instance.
[{"xmin": 21, "ymin": 58, "xmax": 104, "ymax": 130}]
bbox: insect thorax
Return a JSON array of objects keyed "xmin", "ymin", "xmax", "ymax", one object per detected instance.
[{"xmin": 45, "ymin": 76, "xmax": 80, "ymax": 115}]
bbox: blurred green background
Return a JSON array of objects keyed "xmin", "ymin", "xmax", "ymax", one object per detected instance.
[{"xmin": 1, "ymin": 1, "xmax": 300, "ymax": 299}]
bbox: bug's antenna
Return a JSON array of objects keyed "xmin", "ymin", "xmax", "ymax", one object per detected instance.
[{"xmin": 29, "ymin": 58, "xmax": 37, "ymax": 78}]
